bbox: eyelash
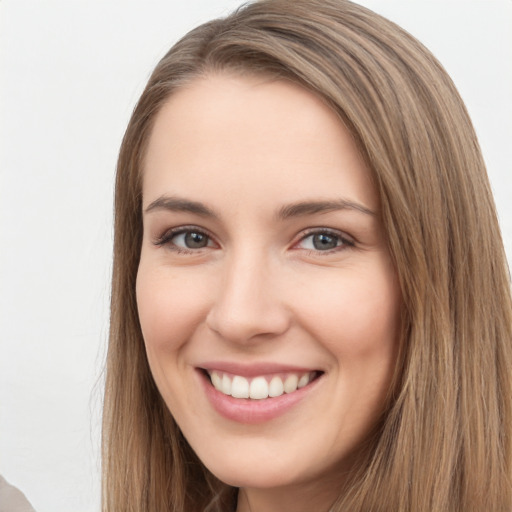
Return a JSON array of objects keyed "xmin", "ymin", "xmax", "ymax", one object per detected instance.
[
  {"xmin": 154, "ymin": 226, "xmax": 214, "ymax": 254},
  {"xmin": 154, "ymin": 226, "xmax": 355, "ymax": 255},
  {"xmin": 295, "ymin": 228, "xmax": 355, "ymax": 254}
]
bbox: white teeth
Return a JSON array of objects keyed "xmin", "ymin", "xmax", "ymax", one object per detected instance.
[
  {"xmin": 207, "ymin": 370, "xmax": 317, "ymax": 400},
  {"xmin": 211, "ymin": 371, "xmax": 222, "ymax": 391},
  {"xmin": 221, "ymin": 373, "xmax": 232, "ymax": 395},
  {"xmin": 298, "ymin": 373, "xmax": 310, "ymax": 388},
  {"xmin": 268, "ymin": 376, "xmax": 284, "ymax": 397},
  {"xmin": 249, "ymin": 377, "xmax": 269, "ymax": 399},
  {"xmin": 231, "ymin": 375, "xmax": 250, "ymax": 398},
  {"xmin": 284, "ymin": 374, "xmax": 299, "ymax": 393}
]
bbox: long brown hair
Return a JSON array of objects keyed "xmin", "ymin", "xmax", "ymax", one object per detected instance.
[{"xmin": 103, "ymin": 1, "xmax": 512, "ymax": 510}]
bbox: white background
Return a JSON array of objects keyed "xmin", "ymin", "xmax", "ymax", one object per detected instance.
[{"xmin": 1, "ymin": 1, "xmax": 511, "ymax": 511}]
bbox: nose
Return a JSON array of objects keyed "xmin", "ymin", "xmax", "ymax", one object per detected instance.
[{"xmin": 206, "ymin": 251, "xmax": 291, "ymax": 344}]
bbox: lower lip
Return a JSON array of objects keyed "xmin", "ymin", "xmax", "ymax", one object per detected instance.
[{"xmin": 198, "ymin": 370, "xmax": 321, "ymax": 424}]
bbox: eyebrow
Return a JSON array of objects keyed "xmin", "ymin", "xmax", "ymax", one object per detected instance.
[
  {"xmin": 144, "ymin": 196, "xmax": 218, "ymax": 218},
  {"xmin": 144, "ymin": 195, "xmax": 376, "ymax": 219},
  {"xmin": 277, "ymin": 199, "xmax": 376, "ymax": 219}
]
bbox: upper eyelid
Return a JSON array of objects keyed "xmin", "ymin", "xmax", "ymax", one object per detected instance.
[
  {"xmin": 295, "ymin": 227, "xmax": 355, "ymax": 243},
  {"xmin": 291, "ymin": 229, "xmax": 356, "ymax": 255},
  {"xmin": 153, "ymin": 225, "xmax": 354, "ymax": 248},
  {"xmin": 154, "ymin": 225, "xmax": 216, "ymax": 246}
]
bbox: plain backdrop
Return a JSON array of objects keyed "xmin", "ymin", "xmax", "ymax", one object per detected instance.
[{"xmin": 1, "ymin": 1, "xmax": 511, "ymax": 511}]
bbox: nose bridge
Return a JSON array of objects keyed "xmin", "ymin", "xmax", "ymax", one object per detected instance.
[{"xmin": 206, "ymin": 246, "xmax": 289, "ymax": 343}]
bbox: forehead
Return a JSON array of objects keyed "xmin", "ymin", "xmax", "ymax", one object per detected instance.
[{"xmin": 142, "ymin": 73, "xmax": 378, "ymax": 214}]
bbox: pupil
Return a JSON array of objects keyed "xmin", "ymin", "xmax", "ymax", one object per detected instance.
[
  {"xmin": 185, "ymin": 231, "xmax": 208, "ymax": 248},
  {"xmin": 313, "ymin": 233, "xmax": 338, "ymax": 250}
]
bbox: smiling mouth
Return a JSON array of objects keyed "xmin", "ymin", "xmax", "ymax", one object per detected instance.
[{"xmin": 203, "ymin": 369, "xmax": 323, "ymax": 400}]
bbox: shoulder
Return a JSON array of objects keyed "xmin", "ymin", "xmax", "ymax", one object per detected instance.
[{"xmin": 0, "ymin": 475, "xmax": 36, "ymax": 512}]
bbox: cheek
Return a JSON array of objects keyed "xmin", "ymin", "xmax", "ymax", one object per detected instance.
[
  {"xmin": 298, "ymin": 263, "xmax": 401, "ymax": 365},
  {"xmin": 135, "ymin": 264, "xmax": 212, "ymax": 354},
  {"xmin": 303, "ymin": 266, "xmax": 401, "ymax": 437}
]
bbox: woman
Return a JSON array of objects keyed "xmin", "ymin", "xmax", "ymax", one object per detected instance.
[{"xmin": 102, "ymin": 0, "xmax": 512, "ymax": 510}]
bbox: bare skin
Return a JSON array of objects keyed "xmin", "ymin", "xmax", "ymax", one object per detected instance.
[{"xmin": 137, "ymin": 74, "xmax": 401, "ymax": 512}]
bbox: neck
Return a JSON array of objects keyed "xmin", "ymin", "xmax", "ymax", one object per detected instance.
[{"xmin": 235, "ymin": 474, "xmax": 345, "ymax": 512}]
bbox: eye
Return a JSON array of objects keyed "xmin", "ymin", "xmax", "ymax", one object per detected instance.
[
  {"xmin": 173, "ymin": 230, "xmax": 210, "ymax": 249},
  {"xmin": 155, "ymin": 227, "xmax": 216, "ymax": 252},
  {"xmin": 296, "ymin": 230, "xmax": 354, "ymax": 252}
]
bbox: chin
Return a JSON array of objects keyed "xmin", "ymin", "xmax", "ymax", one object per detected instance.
[
  {"xmin": 217, "ymin": 467, "xmax": 293, "ymax": 489},
  {"xmin": 197, "ymin": 443, "xmax": 331, "ymax": 491}
]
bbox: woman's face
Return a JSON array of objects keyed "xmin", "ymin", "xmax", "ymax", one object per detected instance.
[{"xmin": 137, "ymin": 74, "xmax": 401, "ymax": 509}]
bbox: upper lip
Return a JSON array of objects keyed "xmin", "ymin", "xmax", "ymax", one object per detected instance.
[{"xmin": 197, "ymin": 361, "xmax": 321, "ymax": 377}]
